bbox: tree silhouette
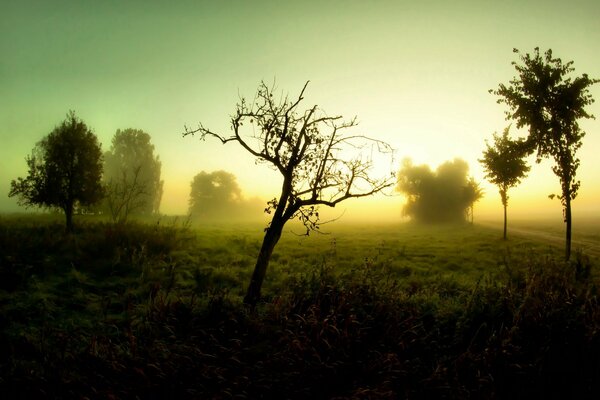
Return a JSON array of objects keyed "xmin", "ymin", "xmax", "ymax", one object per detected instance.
[
  {"xmin": 491, "ymin": 48, "xmax": 598, "ymax": 259},
  {"xmin": 9, "ymin": 111, "xmax": 104, "ymax": 232},
  {"xmin": 463, "ymin": 177, "xmax": 484, "ymax": 225},
  {"xmin": 188, "ymin": 170, "xmax": 242, "ymax": 220},
  {"xmin": 184, "ymin": 81, "xmax": 394, "ymax": 306},
  {"xmin": 103, "ymin": 129, "xmax": 163, "ymax": 223},
  {"xmin": 396, "ymin": 158, "xmax": 475, "ymax": 224},
  {"xmin": 479, "ymin": 126, "xmax": 530, "ymax": 239}
]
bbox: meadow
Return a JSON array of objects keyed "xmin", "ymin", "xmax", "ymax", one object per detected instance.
[{"xmin": 0, "ymin": 214, "xmax": 598, "ymax": 398}]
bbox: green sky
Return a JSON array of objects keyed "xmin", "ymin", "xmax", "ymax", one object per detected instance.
[{"xmin": 2, "ymin": 0, "xmax": 599, "ymax": 220}]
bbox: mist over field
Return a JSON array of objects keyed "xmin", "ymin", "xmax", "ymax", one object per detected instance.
[{"xmin": 2, "ymin": 0, "xmax": 600, "ymax": 398}]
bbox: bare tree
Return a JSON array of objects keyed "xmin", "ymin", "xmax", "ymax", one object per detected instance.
[
  {"xmin": 104, "ymin": 165, "xmax": 150, "ymax": 224},
  {"xmin": 184, "ymin": 81, "xmax": 395, "ymax": 306},
  {"xmin": 103, "ymin": 129, "xmax": 163, "ymax": 220}
]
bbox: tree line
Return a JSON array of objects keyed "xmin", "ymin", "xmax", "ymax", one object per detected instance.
[
  {"xmin": 8, "ymin": 113, "xmax": 265, "ymax": 230},
  {"xmin": 9, "ymin": 113, "xmax": 164, "ymax": 231}
]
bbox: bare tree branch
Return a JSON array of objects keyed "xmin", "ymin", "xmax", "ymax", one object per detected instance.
[{"xmin": 184, "ymin": 81, "xmax": 396, "ymax": 306}]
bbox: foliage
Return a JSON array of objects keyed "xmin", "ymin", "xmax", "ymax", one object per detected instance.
[
  {"xmin": 480, "ymin": 126, "xmax": 530, "ymax": 205},
  {"xmin": 491, "ymin": 47, "xmax": 598, "ymax": 258},
  {"xmin": 8, "ymin": 111, "xmax": 104, "ymax": 232},
  {"xmin": 463, "ymin": 176, "xmax": 484, "ymax": 224},
  {"xmin": 480, "ymin": 126, "xmax": 530, "ymax": 239},
  {"xmin": 103, "ymin": 129, "xmax": 163, "ymax": 223},
  {"xmin": 396, "ymin": 158, "xmax": 478, "ymax": 224},
  {"xmin": 188, "ymin": 170, "xmax": 262, "ymax": 222},
  {"xmin": 184, "ymin": 81, "xmax": 395, "ymax": 305}
]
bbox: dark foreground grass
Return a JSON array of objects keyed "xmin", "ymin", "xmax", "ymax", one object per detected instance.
[{"xmin": 0, "ymin": 216, "xmax": 598, "ymax": 399}]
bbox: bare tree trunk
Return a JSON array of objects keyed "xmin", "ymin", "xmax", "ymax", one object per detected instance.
[
  {"xmin": 501, "ymin": 189, "xmax": 508, "ymax": 241},
  {"xmin": 244, "ymin": 219, "xmax": 284, "ymax": 307},
  {"xmin": 65, "ymin": 204, "xmax": 74, "ymax": 233},
  {"xmin": 503, "ymin": 203, "xmax": 507, "ymax": 240},
  {"xmin": 565, "ymin": 196, "xmax": 572, "ymax": 261}
]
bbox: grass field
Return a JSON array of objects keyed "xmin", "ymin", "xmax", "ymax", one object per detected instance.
[{"xmin": 0, "ymin": 214, "xmax": 598, "ymax": 398}]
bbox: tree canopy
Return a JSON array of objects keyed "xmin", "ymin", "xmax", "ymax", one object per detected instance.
[
  {"xmin": 480, "ymin": 126, "xmax": 530, "ymax": 239},
  {"xmin": 188, "ymin": 170, "xmax": 262, "ymax": 222},
  {"xmin": 9, "ymin": 111, "xmax": 104, "ymax": 231},
  {"xmin": 491, "ymin": 48, "xmax": 598, "ymax": 258},
  {"xmin": 396, "ymin": 158, "xmax": 480, "ymax": 224},
  {"xmin": 103, "ymin": 128, "xmax": 163, "ymax": 223},
  {"xmin": 184, "ymin": 81, "xmax": 395, "ymax": 306}
]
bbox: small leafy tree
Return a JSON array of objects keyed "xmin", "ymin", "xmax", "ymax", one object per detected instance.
[
  {"xmin": 188, "ymin": 170, "xmax": 242, "ymax": 220},
  {"xmin": 463, "ymin": 177, "xmax": 484, "ymax": 225},
  {"xmin": 491, "ymin": 48, "xmax": 598, "ymax": 259},
  {"xmin": 184, "ymin": 81, "xmax": 394, "ymax": 306},
  {"xmin": 479, "ymin": 126, "xmax": 530, "ymax": 239},
  {"xmin": 9, "ymin": 111, "xmax": 104, "ymax": 232},
  {"xmin": 103, "ymin": 129, "xmax": 163, "ymax": 223}
]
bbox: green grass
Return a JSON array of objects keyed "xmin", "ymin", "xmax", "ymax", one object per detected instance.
[{"xmin": 0, "ymin": 214, "xmax": 598, "ymax": 398}]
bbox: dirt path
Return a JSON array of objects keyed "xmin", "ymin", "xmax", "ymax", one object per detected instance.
[{"xmin": 479, "ymin": 222, "xmax": 600, "ymax": 259}]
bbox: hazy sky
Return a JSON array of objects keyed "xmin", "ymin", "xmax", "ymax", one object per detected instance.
[{"xmin": 2, "ymin": 0, "xmax": 599, "ymax": 222}]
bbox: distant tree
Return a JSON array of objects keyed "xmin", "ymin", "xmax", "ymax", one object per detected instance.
[
  {"xmin": 396, "ymin": 158, "xmax": 474, "ymax": 224},
  {"xmin": 188, "ymin": 170, "xmax": 242, "ymax": 220},
  {"xmin": 184, "ymin": 81, "xmax": 394, "ymax": 307},
  {"xmin": 463, "ymin": 177, "xmax": 484, "ymax": 225},
  {"xmin": 9, "ymin": 111, "xmax": 104, "ymax": 232},
  {"xmin": 103, "ymin": 129, "xmax": 163, "ymax": 223},
  {"xmin": 479, "ymin": 126, "xmax": 530, "ymax": 240},
  {"xmin": 491, "ymin": 48, "xmax": 598, "ymax": 259}
]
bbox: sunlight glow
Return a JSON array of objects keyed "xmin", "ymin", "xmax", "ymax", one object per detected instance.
[{"xmin": 1, "ymin": 1, "xmax": 599, "ymax": 224}]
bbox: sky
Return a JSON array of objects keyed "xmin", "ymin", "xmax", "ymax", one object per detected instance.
[{"xmin": 2, "ymin": 0, "xmax": 599, "ymax": 223}]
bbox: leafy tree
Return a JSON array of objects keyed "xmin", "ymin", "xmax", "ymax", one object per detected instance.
[
  {"xmin": 188, "ymin": 170, "xmax": 242, "ymax": 220},
  {"xmin": 491, "ymin": 48, "xmax": 598, "ymax": 259},
  {"xmin": 103, "ymin": 129, "xmax": 163, "ymax": 223},
  {"xmin": 479, "ymin": 126, "xmax": 530, "ymax": 239},
  {"xmin": 184, "ymin": 81, "xmax": 394, "ymax": 306},
  {"xmin": 463, "ymin": 177, "xmax": 484, "ymax": 225},
  {"xmin": 9, "ymin": 111, "xmax": 104, "ymax": 232},
  {"xmin": 396, "ymin": 158, "xmax": 475, "ymax": 224}
]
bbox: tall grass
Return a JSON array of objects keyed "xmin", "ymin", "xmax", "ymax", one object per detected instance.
[{"xmin": 0, "ymin": 216, "xmax": 598, "ymax": 398}]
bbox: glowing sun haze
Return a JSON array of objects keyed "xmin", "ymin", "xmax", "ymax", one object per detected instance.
[{"xmin": 2, "ymin": 0, "xmax": 599, "ymax": 223}]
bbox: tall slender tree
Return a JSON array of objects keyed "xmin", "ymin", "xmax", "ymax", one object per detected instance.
[
  {"xmin": 184, "ymin": 81, "xmax": 394, "ymax": 306},
  {"xmin": 491, "ymin": 48, "xmax": 598, "ymax": 259},
  {"xmin": 479, "ymin": 126, "xmax": 530, "ymax": 239}
]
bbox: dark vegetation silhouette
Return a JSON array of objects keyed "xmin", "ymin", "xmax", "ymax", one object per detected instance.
[
  {"xmin": 0, "ymin": 218, "xmax": 598, "ymax": 398},
  {"xmin": 8, "ymin": 111, "xmax": 103, "ymax": 232},
  {"xmin": 491, "ymin": 47, "xmax": 598, "ymax": 259},
  {"xmin": 480, "ymin": 126, "xmax": 530, "ymax": 239},
  {"xmin": 395, "ymin": 158, "xmax": 483, "ymax": 224},
  {"xmin": 188, "ymin": 170, "xmax": 263, "ymax": 222},
  {"xmin": 184, "ymin": 81, "xmax": 395, "ymax": 306},
  {"xmin": 102, "ymin": 129, "xmax": 163, "ymax": 223}
]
